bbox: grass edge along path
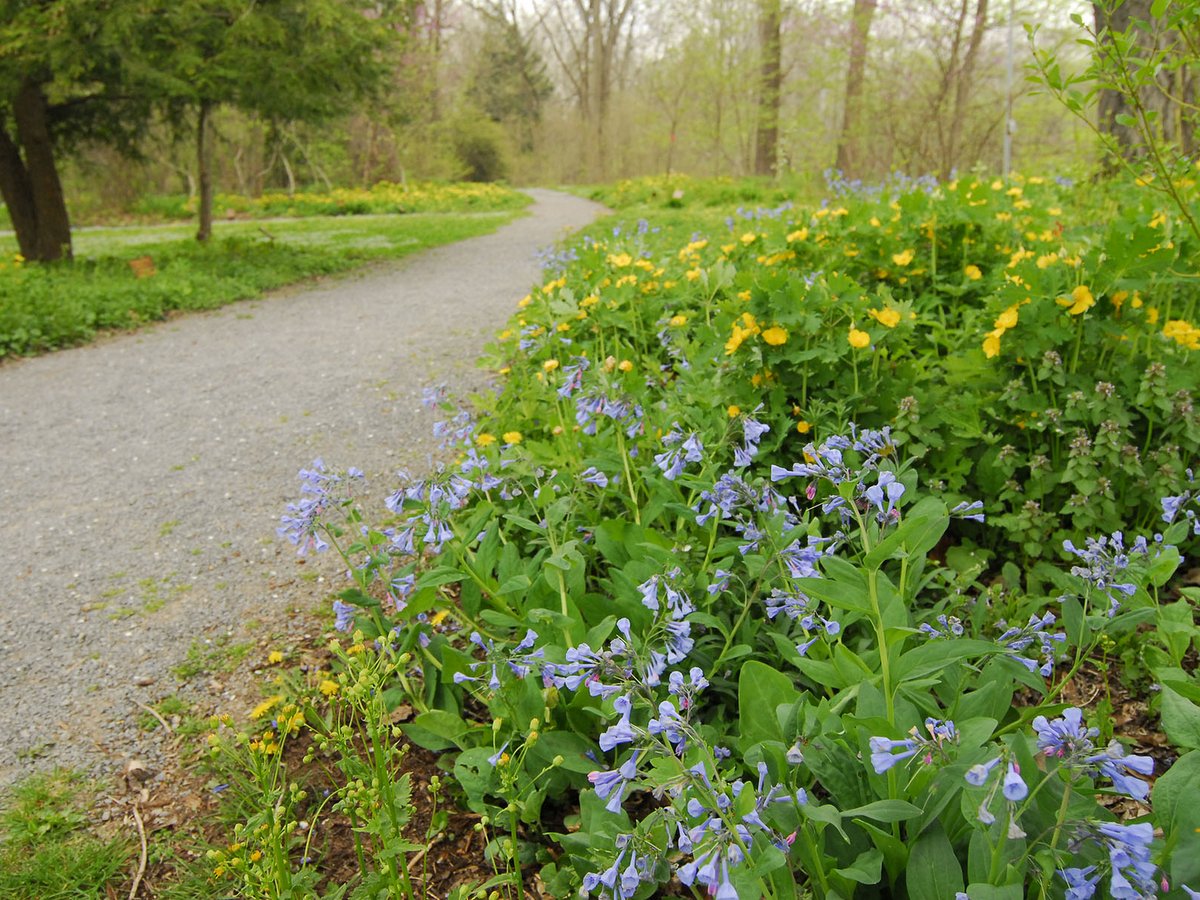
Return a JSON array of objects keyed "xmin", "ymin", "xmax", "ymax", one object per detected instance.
[{"xmin": 0, "ymin": 204, "xmax": 529, "ymax": 361}]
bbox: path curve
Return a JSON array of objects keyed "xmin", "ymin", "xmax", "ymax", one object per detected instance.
[{"xmin": 0, "ymin": 189, "xmax": 606, "ymax": 787}]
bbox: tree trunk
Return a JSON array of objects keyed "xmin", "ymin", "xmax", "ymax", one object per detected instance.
[
  {"xmin": 754, "ymin": 0, "xmax": 782, "ymax": 177},
  {"xmin": 0, "ymin": 127, "xmax": 39, "ymax": 260},
  {"xmin": 11, "ymin": 79, "xmax": 72, "ymax": 262},
  {"xmin": 835, "ymin": 0, "xmax": 878, "ymax": 178},
  {"xmin": 1093, "ymin": 0, "xmax": 1156, "ymax": 158},
  {"xmin": 197, "ymin": 101, "xmax": 214, "ymax": 243},
  {"xmin": 945, "ymin": 0, "xmax": 989, "ymax": 177}
]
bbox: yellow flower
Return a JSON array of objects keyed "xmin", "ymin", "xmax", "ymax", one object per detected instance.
[
  {"xmin": 618, "ymin": 360, "xmax": 633, "ymax": 372},
  {"xmin": 848, "ymin": 327, "xmax": 871, "ymax": 349},
  {"xmin": 868, "ymin": 307, "xmax": 901, "ymax": 329},
  {"xmin": 498, "ymin": 367, "xmax": 511, "ymax": 376},
  {"xmin": 607, "ymin": 252, "xmax": 632, "ymax": 267},
  {"xmin": 251, "ymin": 696, "xmax": 283, "ymax": 720},
  {"xmin": 319, "ymin": 680, "xmax": 339, "ymax": 697},
  {"xmin": 796, "ymin": 420, "xmax": 811, "ymax": 434},
  {"xmin": 476, "ymin": 433, "xmax": 496, "ymax": 447},
  {"xmin": 725, "ymin": 324, "xmax": 752, "ymax": 355},
  {"xmin": 737, "ymin": 290, "xmax": 752, "ymax": 302},
  {"xmin": 1150, "ymin": 211, "xmax": 1167, "ymax": 228},
  {"xmin": 995, "ymin": 307, "xmax": 1020, "ymax": 330},
  {"xmin": 1048, "ymin": 206, "xmax": 1062, "ymax": 216},
  {"xmin": 1163, "ymin": 319, "xmax": 1200, "ymax": 349},
  {"xmin": 727, "ymin": 405, "xmax": 741, "ymax": 418},
  {"xmin": 786, "ymin": 228, "xmax": 809, "ymax": 242},
  {"xmin": 869, "ymin": 216, "xmax": 881, "ymax": 227},
  {"xmin": 892, "ymin": 248, "xmax": 915, "ymax": 266},
  {"xmin": 556, "ymin": 322, "xmax": 570, "ymax": 332},
  {"xmin": 1036, "ymin": 253, "xmax": 1059, "ymax": 269},
  {"xmin": 503, "ymin": 431, "xmax": 522, "ymax": 444},
  {"xmin": 267, "ymin": 651, "xmax": 284, "ymax": 665},
  {"xmin": 982, "ymin": 331, "xmax": 1002, "ymax": 358},
  {"xmin": 1148, "ymin": 306, "xmax": 1159, "ymax": 324},
  {"xmin": 1056, "ymin": 284, "xmax": 1094, "ymax": 316},
  {"xmin": 761, "ymin": 326, "xmax": 788, "ymax": 345},
  {"xmin": 685, "ymin": 268, "xmax": 702, "ymax": 282},
  {"xmin": 580, "ymin": 294, "xmax": 599, "ymax": 308},
  {"xmin": 543, "ymin": 359, "xmax": 560, "ymax": 371},
  {"xmin": 741, "ymin": 232, "xmax": 757, "ymax": 245},
  {"xmin": 669, "ymin": 314, "xmax": 688, "ymax": 326},
  {"xmin": 964, "ymin": 264, "xmax": 982, "ymax": 281}
]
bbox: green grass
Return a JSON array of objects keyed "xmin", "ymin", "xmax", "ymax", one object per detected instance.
[
  {"xmin": 0, "ymin": 771, "xmax": 132, "ymax": 898},
  {"xmin": 0, "ymin": 208, "xmax": 526, "ymax": 358}
]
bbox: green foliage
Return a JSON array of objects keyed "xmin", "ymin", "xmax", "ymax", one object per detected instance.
[
  {"xmin": 447, "ymin": 112, "xmax": 511, "ymax": 183},
  {"xmin": 258, "ymin": 171, "xmax": 1200, "ymax": 898},
  {"xmin": 0, "ymin": 202, "xmax": 525, "ymax": 357},
  {"xmin": 0, "ymin": 771, "xmax": 131, "ymax": 898}
]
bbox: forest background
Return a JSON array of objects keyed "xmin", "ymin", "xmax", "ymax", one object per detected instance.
[{"xmin": 1, "ymin": 0, "xmax": 1118, "ymax": 253}]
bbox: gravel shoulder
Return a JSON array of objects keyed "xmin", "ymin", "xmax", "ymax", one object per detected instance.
[{"xmin": 0, "ymin": 189, "xmax": 606, "ymax": 789}]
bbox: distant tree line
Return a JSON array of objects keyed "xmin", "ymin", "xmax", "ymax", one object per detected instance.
[{"xmin": 2, "ymin": 0, "xmax": 1194, "ymax": 264}]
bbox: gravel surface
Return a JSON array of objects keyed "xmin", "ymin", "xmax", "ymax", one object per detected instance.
[{"xmin": 0, "ymin": 189, "xmax": 606, "ymax": 790}]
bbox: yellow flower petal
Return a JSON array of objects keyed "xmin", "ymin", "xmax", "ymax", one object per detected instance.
[
  {"xmin": 848, "ymin": 327, "xmax": 871, "ymax": 349},
  {"xmin": 761, "ymin": 326, "xmax": 788, "ymax": 346},
  {"xmin": 503, "ymin": 431, "xmax": 522, "ymax": 444},
  {"xmin": 892, "ymin": 248, "xmax": 915, "ymax": 266},
  {"xmin": 964, "ymin": 264, "xmax": 982, "ymax": 281}
]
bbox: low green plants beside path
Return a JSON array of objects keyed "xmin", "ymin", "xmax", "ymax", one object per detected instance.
[{"xmin": 0, "ymin": 198, "xmax": 529, "ymax": 359}]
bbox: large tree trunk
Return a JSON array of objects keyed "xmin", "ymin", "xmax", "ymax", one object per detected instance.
[
  {"xmin": 754, "ymin": 0, "xmax": 782, "ymax": 176},
  {"xmin": 835, "ymin": 0, "xmax": 878, "ymax": 178},
  {"xmin": 196, "ymin": 101, "xmax": 214, "ymax": 243},
  {"xmin": 9, "ymin": 79, "xmax": 72, "ymax": 262},
  {"xmin": 0, "ymin": 128, "xmax": 39, "ymax": 260}
]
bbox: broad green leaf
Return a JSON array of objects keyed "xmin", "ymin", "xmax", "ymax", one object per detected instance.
[
  {"xmin": 738, "ymin": 660, "xmax": 799, "ymax": 746},
  {"xmin": 1161, "ymin": 687, "xmax": 1200, "ymax": 749},
  {"xmin": 834, "ymin": 848, "xmax": 883, "ymax": 885},
  {"xmin": 906, "ymin": 823, "xmax": 964, "ymax": 900},
  {"xmin": 842, "ymin": 800, "xmax": 922, "ymax": 823}
]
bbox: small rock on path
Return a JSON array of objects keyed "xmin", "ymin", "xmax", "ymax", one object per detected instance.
[{"xmin": 0, "ymin": 188, "xmax": 606, "ymax": 788}]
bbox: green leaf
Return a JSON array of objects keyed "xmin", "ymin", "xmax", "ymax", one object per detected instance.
[
  {"xmin": 416, "ymin": 567, "xmax": 467, "ymax": 589},
  {"xmin": 965, "ymin": 885, "xmax": 1023, "ymax": 900},
  {"xmin": 853, "ymin": 819, "xmax": 908, "ymax": 880},
  {"xmin": 403, "ymin": 710, "xmax": 479, "ymax": 751},
  {"xmin": 793, "ymin": 576, "xmax": 871, "ymax": 613},
  {"xmin": 896, "ymin": 639, "xmax": 997, "ymax": 680},
  {"xmin": 906, "ymin": 823, "xmax": 964, "ymax": 900},
  {"xmin": 496, "ymin": 573, "xmax": 531, "ymax": 595},
  {"xmin": 833, "ymin": 848, "xmax": 883, "ymax": 885},
  {"xmin": 842, "ymin": 800, "xmax": 922, "ymax": 823},
  {"xmin": 738, "ymin": 660, "xmax": 799, "ymax": 746},
  {"xmin": 1151, "ymin": 0, "xmax": 1169, "ymax": 18},
  {"xmin": 1161, "ymin": 687, "xmax": 1200, "ymax": 749}
]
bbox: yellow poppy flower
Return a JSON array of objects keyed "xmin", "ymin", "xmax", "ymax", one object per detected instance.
[
  {"xmin": 503, "ymin": 431, "xmax": 522, "ymax": 444},
  {"xmin": 892, "ymin": 248, "xmax": 915, "ymax": 266},
  {"xmin": 964, "ymin": 264, "xmax": 982, "ymax": 281},
  {"xmin": 761, "ymin": 326, "xmax": 788, "ymax": 345},
  {"xmin": 727, "ymin": 405, "xmax": 741, "ymax": 418},
  {"xmin": 982, "ymin": 332, "xmax": 1002, "ymax": 358},
  {"xmin": 868, "ymin": 307, "xmax": 901, "ymax": 328},
  {"xmin": 543, "ymin": 359, "xmax": 560, "ymax": 371},
  {"xmin": 796, "ymin": 420, "xmax": 811, "ymax": 434},
  {"xmin": 669, "ymin": 314, "xmax": 688, "ymax": 326},
  {"xmin": 848, "ymin": 327, "xmax": 871, "ymax": 349}
]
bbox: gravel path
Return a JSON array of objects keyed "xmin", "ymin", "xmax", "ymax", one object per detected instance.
[{"xmin": 0, "ymin": 189, "xmax": 606, "ymax": 789}]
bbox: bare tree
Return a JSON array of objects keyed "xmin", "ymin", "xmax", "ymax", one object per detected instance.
[
  {"xmin": 835, "ymin": 0, "xmax": 878, "ymax": 178},
  {"xmin": 533, "ymin": 0, "xmax": 637, "ymax": 179}
]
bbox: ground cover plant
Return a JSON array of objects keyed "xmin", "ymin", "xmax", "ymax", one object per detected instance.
[
  {"xmin": 0, "ymin": 199, "xmax": 527, "ymax": 359},
  {"xmin": 228, "ymin": 166, "xmax": 1200, "ymax": 899}
]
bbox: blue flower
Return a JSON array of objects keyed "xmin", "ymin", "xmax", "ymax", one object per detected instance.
[
  {"xmin": 332, "ymin": 599, "xmax": 356, "ymax": 632},
  {"xmin": 965, "ymin": 756, "xmax": 1001, "ymax": 787},
  {"xmin": 869, "ymin": 736, "xmax": 918, "ymax": 773},
  {"xmin": 1058, "ymin": 865, "xmax": 1101, "ymax": 900},
  {"xmin": 1002, "ymin": 762, "xmax": 1028, "ymax": 801}
]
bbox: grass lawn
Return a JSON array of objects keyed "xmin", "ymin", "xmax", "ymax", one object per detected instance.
[{"xmin": 0, "ymin": 208, "xmax": 527, "ymax": 359}]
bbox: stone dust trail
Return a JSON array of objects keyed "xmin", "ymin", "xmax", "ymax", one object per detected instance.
[{"xmin": 0, "ymin": 189, "xmax": 606, "ymax": 788}]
